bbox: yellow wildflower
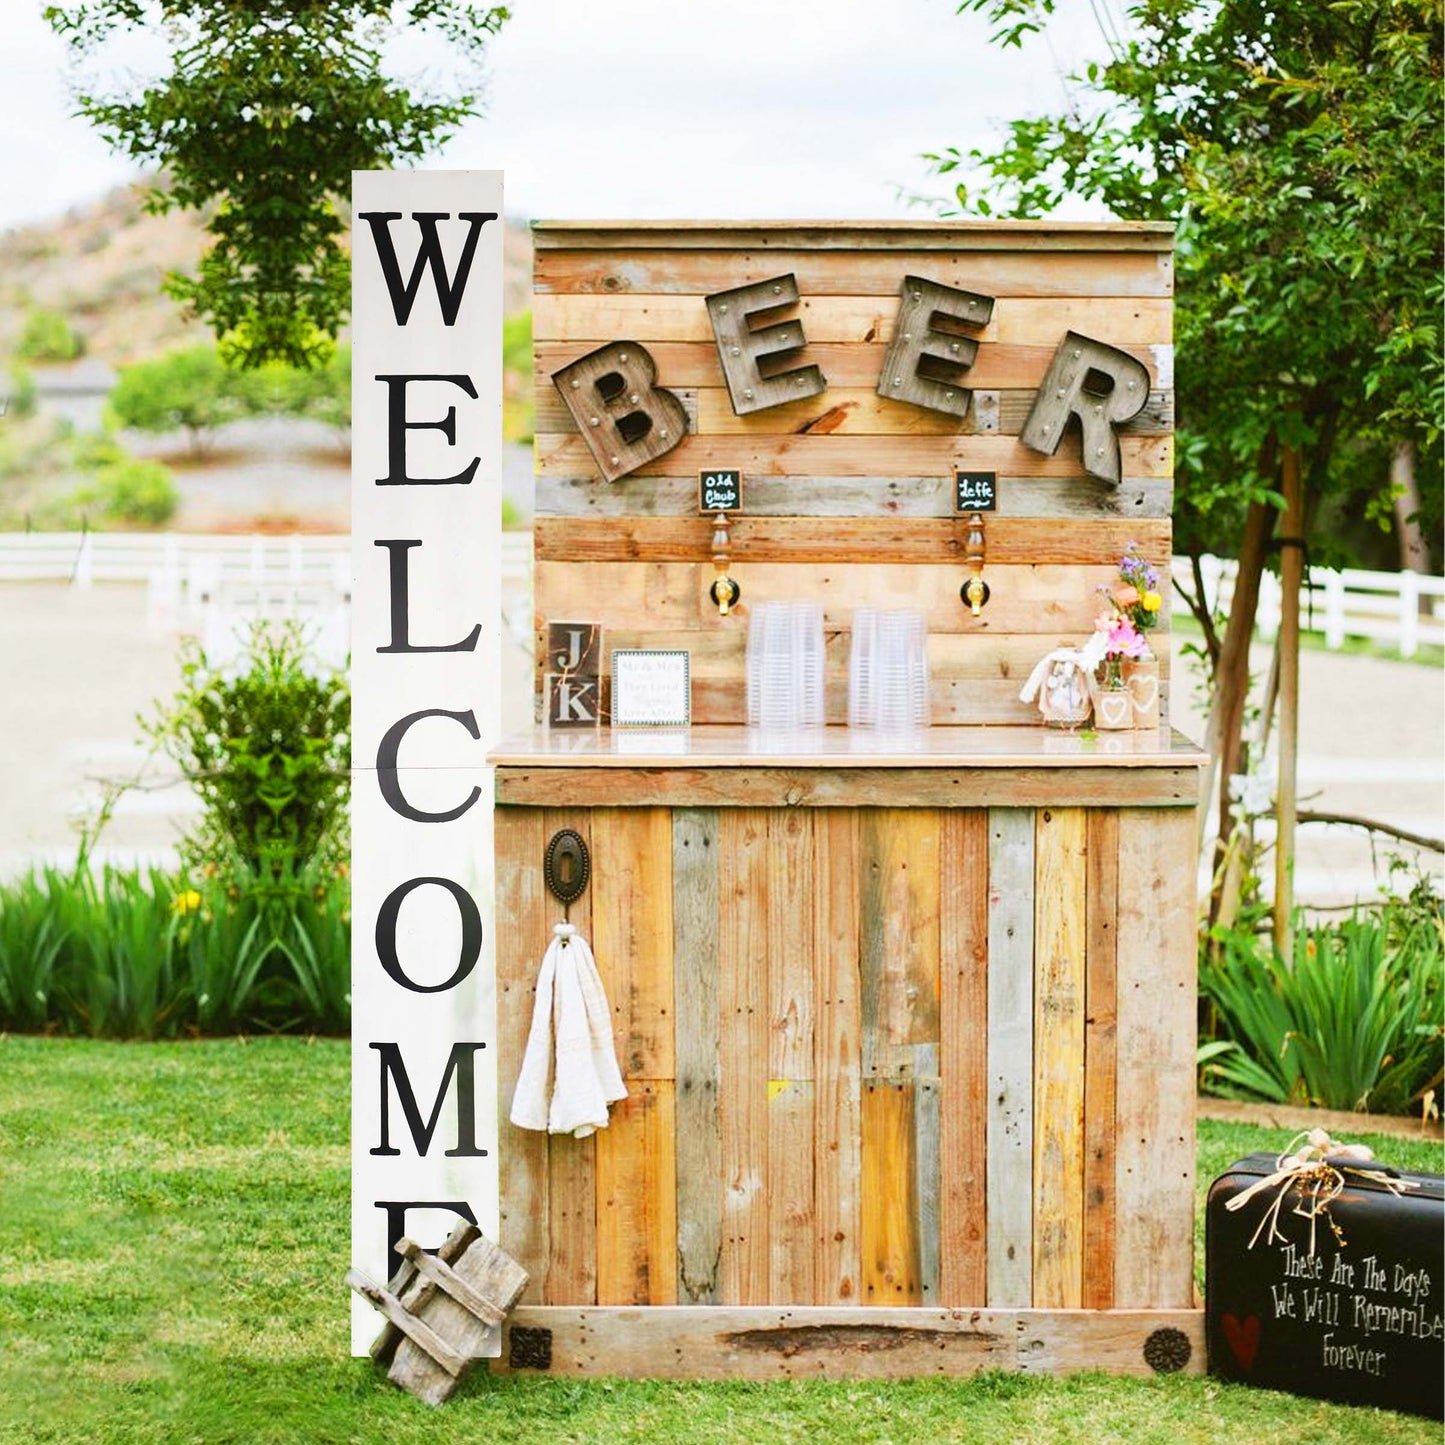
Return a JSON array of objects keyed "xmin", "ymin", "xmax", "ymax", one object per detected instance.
[
  {"xmin": 172, "ymin": 888, "xmax": 203, "ymax": 915},
  {"xmin": 1142, "ymin": 590, "xmax": 1162, "ymax": 612}
]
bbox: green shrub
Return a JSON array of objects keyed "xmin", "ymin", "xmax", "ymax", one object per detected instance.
[
  {"xmin": 3, "ymin": 363, "xmax": 37, "ymax": 419},
  {"xmin": 143, "ymin": 621, "xmax": 350, "ymax": 879},
  {"xmin": 108, "ymin": 343, "xmax": 250, "ymax": 451},
  {"xmin": 16, "ymin": 308, "xmax": 84, "ymax": 362},
  {"xmin": 1200, "ymin": 896, "xmax": 1445, "ymax": 1114},
  {"xmin": 86, "ymin": 456, "xmax": 179, "ymax": 525}
]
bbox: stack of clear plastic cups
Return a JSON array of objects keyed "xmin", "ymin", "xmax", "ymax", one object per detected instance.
[
  {"xmin": 746, "ymin": 601, "xmax": 825, "ymax": 728},
  {"xmin": 847, "ymin": 608, "xmax": 929, "ymax": 729}
]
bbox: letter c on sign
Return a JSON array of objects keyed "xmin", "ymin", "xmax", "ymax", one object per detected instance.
[
  {"xmin": 376, "ymin": 877, "xmax": 482, "ymax": 994},
  {"xmin": 377, "ymin": 708, "xmax": 481, "ymax": 822}
]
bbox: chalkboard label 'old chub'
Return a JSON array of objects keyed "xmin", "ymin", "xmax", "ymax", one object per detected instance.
[
  {"xmin": 955, "ymin": 470, "xmax": 997, "ymax": 513},
  {"xmin": 700, "ymin": 469, "xmax": 742, "ymax": 513}
]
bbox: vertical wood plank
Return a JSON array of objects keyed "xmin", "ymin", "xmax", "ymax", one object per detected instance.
[
  {"xmin": 1083, "ymin": 808, "xmax": 1119, "ymax": 1309},
  {"xmin": 494, "ymin": 806, "xmax": 550, "ymax": 1303},
  {"xmin": 673, "ymin": 808, "xmax": 722, "ymax": 1304},
  {"xmin": 542, "ymin": 807, "xmax": 597, "ymax": 1306},
  {"xmin": 590, "ymin": 807, "xmax": 675, "ymax": 1080},
  {"xmin": 940, "ymin": 809, "xmax": 989, "ymax": 1306},
  {"xmin": 1115, "ymin": 807, "xmax": 1198, "ymax": 1308},
  {"xmin": 718, "ymin": 808, "xmax": 771, "ymax": 1305},
  {"xmin": 859, "ymin": 808, "xmax": 942, "ymax": 1078},
  {"xmin": 1031, "ymin": 806, "xmax": 1087, "ymax": 1309},
  {"xmin": 913, "ymin": 1077, "xmax": 941, "ymax": 1304},
  {"xmin": 814, "ymin": 809, "xmax": 863, "ymax": 1305},
  {"xmin": 767, "ymin": 810, "xmax": 815, "ymax": 1303},
  {"xmin": 590, "ymin": 806, "xmax": 676, "ymax": 1307},
  {"xmin": 767, "ymin": 810, "xmax": 815, "ymax": 1080},
  {"xmin": 986, "ymin": 807, "xmax": 1034, "ymax": 1307},
  {"xmin": 594, "ymin": 1080, "xmax": 678, "ymax": 1304},
  {"xmin": 767, "ymin": 1079, "xmax": 816, "ymax": 1302},
  {"xmin": 861, "ymin": 1079, "xmax": 921, "ymax": 1305}
]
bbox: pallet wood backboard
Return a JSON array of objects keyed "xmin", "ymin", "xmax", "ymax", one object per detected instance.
[{"xmin": 532, "ymin": 220, "xmax": 1174, "ymax": 727}]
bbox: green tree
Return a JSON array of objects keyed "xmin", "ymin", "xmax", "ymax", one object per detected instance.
[
  {"xmin": 16, "ymin": 308, "xmax": 84, "ymax": 363},
  {"xmin": 46, "ymin": 2, "xmax": 509, "ymax": 368},
  {"xmin": 928, "ymin": 0, "xmax": 1443, "ymax": 922},
  {"xmin": 108, "ymin": 344, "xmax": 253, "ymax": 453}
]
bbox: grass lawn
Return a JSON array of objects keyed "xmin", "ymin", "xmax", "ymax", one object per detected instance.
[{"xmin": 1, "ymin": 1037, "xmax": 1440, "ymax": 1445}]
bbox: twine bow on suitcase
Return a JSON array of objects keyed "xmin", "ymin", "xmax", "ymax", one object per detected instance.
[{"xmin": 1225, "ymin": 1128, "xmax": 1420, "ymax": 1255}]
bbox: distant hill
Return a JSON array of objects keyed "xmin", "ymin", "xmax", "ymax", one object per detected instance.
[{"xmin": 0, "ymin": 180, "xmax": 534, "ymax": 366}]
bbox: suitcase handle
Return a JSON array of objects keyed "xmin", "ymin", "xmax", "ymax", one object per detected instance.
[{"xmin": 1324, "ymin": 1154, "xmax": 1401, "ymax": 1178}]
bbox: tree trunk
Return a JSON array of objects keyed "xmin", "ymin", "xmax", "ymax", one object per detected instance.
[
  {"xmin": 1392, "ymin": 440, "xmax": 1430, "ymax": 573},
  {"xmin": 1273, "ymin": 446, "xmax": 1305, "ymax": 959},
  {"xmin": 1199, "ymin": 494, "xmax": 1276, "ymax": 904}
]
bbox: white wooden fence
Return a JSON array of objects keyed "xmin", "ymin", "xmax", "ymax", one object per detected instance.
[
  {"xmin": 0, "ymin": 531, "xmax": 535, "ymax": 667},
  {"xmin": 1172, "ymin": 554, "xmax": 1445, "ymax": 658},
  {"xmin": 0, "ymin": 534, "xmax": 1437, "ymax": 659}
]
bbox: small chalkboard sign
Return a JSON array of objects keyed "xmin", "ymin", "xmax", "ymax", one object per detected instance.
[
  {"xmin": 700, "ymin": 468, "xmax": 742, "ymax": 513},
  {"xmin": 955, "ymin": 470, "xmax": 998, "ymax": 513}
]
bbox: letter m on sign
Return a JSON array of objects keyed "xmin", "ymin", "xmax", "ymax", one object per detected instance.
[{"xmin": 356, "ymin": 211, "xmax": 498, "ymax": 326}]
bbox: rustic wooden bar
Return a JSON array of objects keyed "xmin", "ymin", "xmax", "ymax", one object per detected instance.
[
  {"xmin": 494, "ymin": 218, "xmax": 1205, "ymax": 1380},
  {"xmin": 490, "ymin": 727, "xmax": 1207, "ymax": 1377}
]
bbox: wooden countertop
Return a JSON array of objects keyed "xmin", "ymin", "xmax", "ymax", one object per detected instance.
[{"xmin": 489, "ymin": 725, "xmax": 1208, "ymax": 771}]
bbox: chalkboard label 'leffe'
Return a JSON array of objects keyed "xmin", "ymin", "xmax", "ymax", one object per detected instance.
[
  {"xmin": 700, "ymin": 469, "xmax": 742, "ymax": 512},
  {"xmin": 955, "ymin": 470, "xmax": 997, "ymax": 513}
]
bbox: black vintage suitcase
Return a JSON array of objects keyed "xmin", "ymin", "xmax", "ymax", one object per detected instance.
[{"xmin": 1207, "ymin": 1151, "xmax": 1444, "ymax": 1418}]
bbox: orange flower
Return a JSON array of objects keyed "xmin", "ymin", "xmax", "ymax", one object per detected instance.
[{"xmin": 1114, "ymin": 584, "xmax": 1140, "ymax": 607}]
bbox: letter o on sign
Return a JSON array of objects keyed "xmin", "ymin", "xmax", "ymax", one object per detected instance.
[{"xmin": 375, "ymin": 876, "xmax": 482, "ymax": 994}]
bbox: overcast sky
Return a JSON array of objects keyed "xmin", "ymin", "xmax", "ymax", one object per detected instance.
[{"xmin": 0, "ymin": 0, "xmax": 1118, "ymax": 232}]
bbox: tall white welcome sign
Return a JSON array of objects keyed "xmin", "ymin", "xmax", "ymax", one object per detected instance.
[{"xmin": 350, "ymin": 171, "xmax": 503, "ymax": 1354}]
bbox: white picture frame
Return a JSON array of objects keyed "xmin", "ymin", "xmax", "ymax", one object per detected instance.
[{"xmin": 611, "ymin": 649, "xmax": 691, "ymax": 727}]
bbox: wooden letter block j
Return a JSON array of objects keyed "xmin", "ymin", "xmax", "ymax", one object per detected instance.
[{"xmin": 551, "ymin": 342, "xmax": 687, "ymax": 482}]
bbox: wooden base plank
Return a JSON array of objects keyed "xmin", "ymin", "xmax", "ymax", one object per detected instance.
[{"xmin": 496, "ymin": 1305, "xmax": 1205, "ymax": 1380}]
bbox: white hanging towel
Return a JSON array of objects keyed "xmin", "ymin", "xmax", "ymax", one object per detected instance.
[{"xmin": 510, "ymin": 922, "xmax": 627, "ymax": 1138}]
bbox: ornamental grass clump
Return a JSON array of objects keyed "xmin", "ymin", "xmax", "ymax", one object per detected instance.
[{"xmin": 1200, "ymin": 894, "xmax": 1444, "ymax": 1116}]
